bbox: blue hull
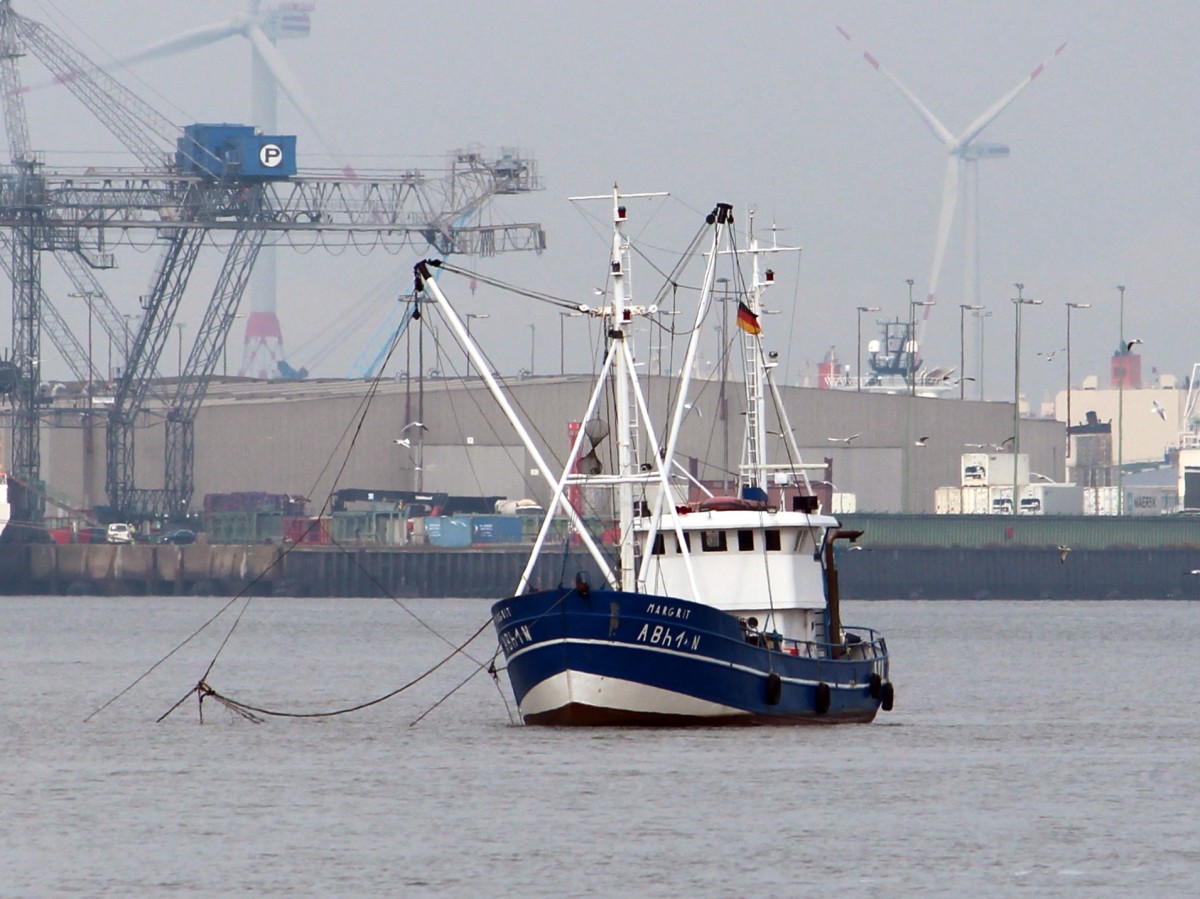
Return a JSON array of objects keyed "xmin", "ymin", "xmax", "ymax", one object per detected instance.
[{"xmin": 492, "ymin": 587, "xmax": 891, "ymax": 726}]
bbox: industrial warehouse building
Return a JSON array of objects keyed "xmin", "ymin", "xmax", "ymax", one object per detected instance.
[{"xmin": 12, "ymin": 374, "xmax": 1065, "ymax": 518}]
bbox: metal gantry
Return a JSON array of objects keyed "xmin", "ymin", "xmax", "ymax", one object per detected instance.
[{"xmin": 0, "ymin": 0, "xmax": 544, "ymax": 525}]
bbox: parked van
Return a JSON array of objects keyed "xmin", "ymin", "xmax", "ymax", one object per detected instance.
[{"xmin": 106, "ymin": 523, "xmax": 134, "ymax": 544}]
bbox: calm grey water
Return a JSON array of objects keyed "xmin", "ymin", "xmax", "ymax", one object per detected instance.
[{"xmin": 2, "ymin": 596, "xmax": 1197, "ymax": 897}]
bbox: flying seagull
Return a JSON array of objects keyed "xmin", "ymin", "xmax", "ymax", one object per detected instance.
[
  {"xmin": 1152, "ymin": 400, "xmax": 1167, "ymax": 421},
  {"xmin": 683, "ymin": 402, "xmax": 702, "ymax": 418},
  {"xmin": 400, "ymin": 421, "xmax": 428, "ymax": 433},
  {"xmin": 393, "ymin": 437, "xmax": 412, "ymax": 448},
  {"xmin": 1185, "ymin": 569, "xmax": 1200, "ymax": 576},
  {"xmin": 1036, "ymin": 348, "xmax": 1065, "ymax": 362},
  {"xmin": 1125, "ymin": 338, "xmax": 1143, "ymax": 352},
  {"xmin": 827, "ymin": 434, "xmax": 861, "ymax": 445},
  {"xmin": 914, "ymin": 436, "xmax": 930, "ymax": 447},
  {"xmin": 1058, "ymin": 545, "xmax": 1071, "ymax": 564}
]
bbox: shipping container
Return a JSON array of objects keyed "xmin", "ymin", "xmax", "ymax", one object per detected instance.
[
  {"xmin": 976, "ymin": 453, "xmax": 1030, "ymax": 488},
  {"xmin": 1018, "ymin": 484, "xmax": 1083, "ymax": 515},
  {"xmin": 470, "ymin": 515, "xmax": 526, "ymax": 544},
  {"xmin": 831, "ymin": 492, "xmax": 857, "ymax": 514},
  {"xmin": 1125, "ymin": 486, "xmax": 1179, "ymax": 516},
  {"xmin": 935, "ymin": 486, "xmax": 962, "ymax": 515},
  {"xmin": 424, "ymin": 516, "xmax": 473, "ymax": 548},
  {"xmin": 1177, "ymin": 448, "xmax": 1200, "ymax": 510},
  {"xmin": 988, "ymin": 486, "xmax": 1014, "ymax": 515},
  {"xmin": 284, "ymin": 517, "xmax": 330, "ymax": 545},
  {"xmin": 1083, "ymin": 486, "xmax": 1121, "ymax": 516},
  {"xmin": 961, "ymin": 485, "xmax": 990, "ymax": 515},
  {"xmin": 960, "ymin": 453, "xmax": 988, "ymax": 486}
]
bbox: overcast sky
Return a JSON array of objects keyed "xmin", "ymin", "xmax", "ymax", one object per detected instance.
[{"xmin": 9, "ymin": 0, "xmax": 1200, "ymax": 407}]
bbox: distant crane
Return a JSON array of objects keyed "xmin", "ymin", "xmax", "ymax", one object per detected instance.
[{"xmin": 0, "ymin": 0, "xmax": 544, "ymax": 526}]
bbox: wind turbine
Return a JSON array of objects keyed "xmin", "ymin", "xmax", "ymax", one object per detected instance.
[
  {"xmin": 837, "ymin": 26, "xmax": 1066, "ymax": 330},
  {"xmin": 96, "ymin": 2, "xmax": 344, "ymax": 380}
]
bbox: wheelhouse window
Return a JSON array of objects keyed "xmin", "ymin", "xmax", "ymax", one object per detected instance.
[
  {"xmin": 765, "ymin": 529, "xmax": 782, "ymax": 551},
  {"xmin": 651, "ymin": 534, "xmax": 665, "ymax": 555},
  {"xmin": 675, "ymin": 532, "xmax": 691, "ymax": 553},
  {"xmin": 737, "ymin": 530, "xmax": 754, "ymax": 551},
  {"xmin": 701, "ymin": 530, "xmax": 727, "ymax": 552}
]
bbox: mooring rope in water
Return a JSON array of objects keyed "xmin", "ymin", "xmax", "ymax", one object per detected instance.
[
  {"xmin": 158, "ymin": 617, "xmax": 493, "ymax": 723},
  {"xmin": 89, "ymin": 309, "xmax": 474, "ymax": 723}
]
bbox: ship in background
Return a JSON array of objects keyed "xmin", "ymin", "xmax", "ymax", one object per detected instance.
[{"xmin": 817, "ymin": 318, "xmax": 955, "ymax": 396}]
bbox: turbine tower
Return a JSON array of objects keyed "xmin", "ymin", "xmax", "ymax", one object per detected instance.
[
  {"xmin": 97, "ymin": 1, "xmax": 338, "ymax": 378},
  {"xmin": 838, "ymin": 26, "xmax": 1066, "ymax": 328}
]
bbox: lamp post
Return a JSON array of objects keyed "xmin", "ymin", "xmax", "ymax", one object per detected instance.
[
  {"xmin": 973, "ymin": 309, "xmax": 993, "ymax": 400},
  {"xmin": 654, "ymin": 308, "xmax": 680, "ymax": 375},
  {"xmin": 1117, "ymin": 284, "xmax": 1126, "ymax": 514},
  {"xmin": 175, "ymin": 322, "xmax": 186, "ymax": 379},
  {"xmin": 559, "ymin": 310, "xmax": 583, "ymax": 376},
  {"xmin": 223, "ymin": 312, "xmax": 246, "ymax": 377},
  {"xmin": 465, "ymin": 313, "xmax": 489, "ymax": 378},
  {"xmin": 1065, "ymin": 302, "xmax": 1091, "ymax": 461},
  {"xmin": 1011, "ymin": 284, "xmax": 1043, "ymax": 515},
  {"xmin": 959, "ymin": 304, "xmax": 984, "ymax": 399},
  {"xmin": 908, "ymin": 297, "xmax": 935, "ymax": 395},
  {"xmin": 856, "ymin": 305, "xmax": 880, "ymax": 392},
  {"xmin": 528, "ymin": 323, "xmax": 536, "ymax": 375}
]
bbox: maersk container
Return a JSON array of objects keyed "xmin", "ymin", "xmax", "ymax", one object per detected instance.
[
  {"xmin": 935, "ymin": 486, "xmax": 962, "ymax": 515},
  {"xmin": 1125, "ymin": 486, "xmax": 1179, "ymax": 516}
]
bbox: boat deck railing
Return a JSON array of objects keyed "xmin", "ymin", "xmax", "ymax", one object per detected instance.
[{"xmin": 778, "ymin": 626, "xmax": 887, "ymax": 661}]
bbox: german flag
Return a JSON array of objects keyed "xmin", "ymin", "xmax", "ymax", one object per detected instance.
[{"xmin": 736, "ymin": 301, "xmax": 761, "ymax": 335}]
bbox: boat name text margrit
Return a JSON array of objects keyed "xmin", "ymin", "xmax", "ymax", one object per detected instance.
[
  {"xmin": 644, "ymin": 602, "xmax": 691, "ymax": 620},
  {"xmin": 500, "ymin": 624, "xmax": 533, "ymax": 654},
  {"xmin": 636, "ymin": 624, "xmax": 701, "ymax": 652}
]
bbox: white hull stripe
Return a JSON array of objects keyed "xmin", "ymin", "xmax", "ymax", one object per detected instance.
[
  {"xmin": 507, "ymin": 636, "xmax": 873, "ymax": 690},
  {"xmin": 520, "ymin": 670, "xmax": 748, "ymax": 720}
]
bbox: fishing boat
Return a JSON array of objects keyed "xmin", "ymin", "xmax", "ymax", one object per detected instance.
[{"xmin": 415, "ymin": 187, "xmax": 893, "ymax": 725}]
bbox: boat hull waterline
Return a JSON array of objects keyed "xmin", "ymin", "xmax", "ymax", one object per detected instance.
[{"xmin": 493, "ymin": 587, "xmax": 890, "ymax": 726}]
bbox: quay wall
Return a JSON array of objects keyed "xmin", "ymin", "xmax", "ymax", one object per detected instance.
[{"xmin": 3, "ymin": 539, "xmax": 1200, "ymax": 600}]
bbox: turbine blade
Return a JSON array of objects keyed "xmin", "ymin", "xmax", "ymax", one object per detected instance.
[
  {"xmin": 926, "ymin": 157, "xmax": 961, "ymax": 309},
  {"xmin": 837, "ymin": 25, "xmax": 955, "ymax": 146},
  {"xmin": 246, "ymin": 24, "xmax": 329, "ymax": 148},
  {"xmin": 247, "ymin": 23, "xmax": 351, "ymax": 168},
  {"xmin": 108, "ymin": 22, "xmax": 243, "ymax": 70},
  {"xmin": 955, "ymin": 42, "xmax": 1068, "ymax": 150},
  {"xmin": 25, "ymin": 21, "xmax": 243, "ymax": 91}
]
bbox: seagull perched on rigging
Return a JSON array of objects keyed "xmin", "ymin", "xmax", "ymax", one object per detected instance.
[
  {"xmin": 914, "ymin": 436, "xmax": 930, "ymax": 447},
  {"xmin": 827, "ymin": 434, "xmax": 860, "ymax": 445},
  {"xmin": 1152, "ymin": 400, "xmax": 1167, "ymax": 421},
  {"xmin": 1125, "ymin": 338, "xmax": 1143, "ymax": 352},
  {"xmin": 1058, "ymin": 545, "xmax": 1071, "ymax": 564}
]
